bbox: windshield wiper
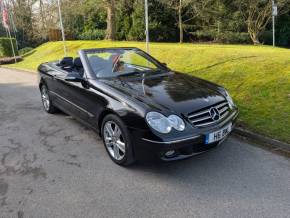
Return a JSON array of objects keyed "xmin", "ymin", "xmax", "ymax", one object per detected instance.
[
  {"xmin": 116, "ymin": 69, "xmax": 165, "ymax": 78},
  {"xmin": 116, "ymin": 71, "xmax": 144, "ymax": 78}
]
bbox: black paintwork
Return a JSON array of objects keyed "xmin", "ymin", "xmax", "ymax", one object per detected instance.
[{"xmin": 38, "ymin": 48, "xmax": 238, "ymax": 160}]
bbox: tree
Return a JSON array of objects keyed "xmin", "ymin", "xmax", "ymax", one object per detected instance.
[
  {"xmin": 9, "ymin": 0, "xmax": 38, "ymax": 47},
  {"xmin": 103, "ymin": 0, "xmax": 116, "ymax": 40},
  {"xmin": 160, "ymin": 0, "xmax": 213, "ymax": 43},
  {"xmin": 160, "ymin": 0, "xmax": 191, "ymax": 43},
  {"xmin": 237, "ymin": 0, "xmax": 290, "ymax": 44}
]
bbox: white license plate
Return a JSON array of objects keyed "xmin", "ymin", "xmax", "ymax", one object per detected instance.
[{"xmin": 205, "ymin": 123, "xmax": 232, "ymax": 144}]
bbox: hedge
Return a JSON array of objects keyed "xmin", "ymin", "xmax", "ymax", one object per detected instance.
[
  {"xmin": 190, "ymin": 31, "xmax": 251, "ymax": 44},
  {"xmin": 19, "ymin": 47, "xmax": 34, "ymax": 56},
  {"xmin": 78, "ymin": 29, "xmax": 105, "ymax": 40},
  {"xmin": 0, "ymin": 37, "xmax": 19, "ymax": 57}
]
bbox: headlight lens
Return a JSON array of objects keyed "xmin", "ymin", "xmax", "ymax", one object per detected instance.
[
  {"xmin": 168, "ymin": 115, "xmax": 185, "ymax": 131},
  {"xmin": 146, "ymin": 112, "xmax": 172, "ymax": 134},
  {"xmin": 146, "ymin": 112, "xmax": 185, "ymax": 134},
  {"xmin": 224, "ymin": 90, "xmax": 235, "ymax": 109}
]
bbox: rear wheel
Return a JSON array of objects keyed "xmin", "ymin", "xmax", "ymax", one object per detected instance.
[
  {"xmin": 101, "ymin": 114, "xmax": 135, "ymax": 166},
  {"xmin": 40, "ymin": 84, "xmax": 58, "ymax": 114}
]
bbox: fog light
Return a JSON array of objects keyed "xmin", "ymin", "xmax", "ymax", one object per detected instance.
[{"xmin": 165, "ymin": 150, "xmax": 176, "ymax": 157}]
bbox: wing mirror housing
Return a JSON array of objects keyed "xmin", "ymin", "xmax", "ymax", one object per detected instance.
[
  {"xmin": 162, "ymin": 62, "xmax": 170, "ymax": 70},
  {"xmin": 65, "ymin": 72, "xmax": 83, "ymax": 82}
]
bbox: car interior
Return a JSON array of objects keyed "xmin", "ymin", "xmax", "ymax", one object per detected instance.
[
  {"xmin": 57, "ymin": 54, "xmax": 148, "ymax": 79},
  {"xmin": 58, "ymin": 55, "xmax": 116, "ymax": 77},
  {"xmin": 58, "ymin": 57, "xmax": 84, "ymax": 77}
]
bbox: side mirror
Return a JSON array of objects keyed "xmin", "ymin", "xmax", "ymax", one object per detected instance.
[
  {"xmin": 65, "ymin": 72, "xmax": 83, "ymax": 82},
  {"xmin": 162, "ymin": 62, "xmax": 170, "ymax": 70}
]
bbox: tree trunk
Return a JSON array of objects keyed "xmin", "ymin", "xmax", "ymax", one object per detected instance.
[
  {"xmin": 248, "ymin": 26, "xmax": 260, "ymax": 45},
  {"xmin": 105, "ymin": 0, "xmax": 116, "ymax": 40},
  {"xmin": 178, "ymin": 0, "xmax": 183, "ymax": 43},
  {"xmin": 250, "ymin": 34, "xmax": 260, "ymax": 45},
  {"xmin": 39, "ymin": 0, "xmax": 46, "ymax": 38}
]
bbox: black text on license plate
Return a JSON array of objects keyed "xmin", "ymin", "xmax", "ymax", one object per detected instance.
[{"xmin": 205, "ymin": 123, "xmax": 232, "ymax": 144}]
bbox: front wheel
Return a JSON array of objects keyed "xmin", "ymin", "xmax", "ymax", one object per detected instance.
[
  {"xmin": 101, "ymin": 114, "xmax": 135, "ymax": 166},
  {"xmin": 40, "ymin": 84, "xmax": 58, "ymax": 114}
]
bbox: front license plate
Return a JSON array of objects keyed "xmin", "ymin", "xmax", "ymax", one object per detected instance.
[{"xmin": 205, "ymin": 123, "xmax": 232, "ymax": 144}]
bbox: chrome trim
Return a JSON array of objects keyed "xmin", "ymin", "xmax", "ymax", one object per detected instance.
[
  {"xmin": 217, "ymin": 102, "xmax": 228, "ymax": 109},
  {"xmin": 49, "ymin": 91, "xmax": 94, "ymax": 118},
  {"xmin": 188, "ymin": 110, "xmax": 209, "ymax": 119},
  {"xmin": 142, "ymin": 135, "xmax": 200, "ymax": 144},
  {"xmin": 193, "ymin": 115, "xmax": 211, "ymax": 123},
  {"xmin": 220, "ymin": 111, "xmax": 229, "ymax": 119},
  {"xmin": 195, "ymin": 120, "xmax": 215, "ymax": 127},
  {"xmin": 193, "ymin": 111, "xmax": 230, "ymax": 127},
  {"xmin": 188, "ymin": 101, "xmax": 230, "ymax": 127},
  {"xmin": 219, "ymin": 106, "xmax": 228, "ymax": 114}
]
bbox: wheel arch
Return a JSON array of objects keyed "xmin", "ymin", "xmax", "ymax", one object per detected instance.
[
  {"xmin": 98, "ymin": 109, "xmax": 121, "ymax": 136},
  {"xmin": 98, "ymin": 109, "xmax": 136, "ymax": 165},
  {"xmin": 39, "ymin": 78, "xmax": 47, "ymax": 90}
]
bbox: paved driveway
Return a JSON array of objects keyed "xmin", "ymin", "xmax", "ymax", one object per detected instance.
[{"xmin": 0, "ymin": 67, "xmax": 290, "ymax": 218}]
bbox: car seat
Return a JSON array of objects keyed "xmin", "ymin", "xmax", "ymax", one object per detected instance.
[
  {"xmin": 59, "ymin": 57, "xmax": 74, "ymax": 72},
  {"xmin": 74, "ymin": 57, "xmax": 84, "ymax": 77}
]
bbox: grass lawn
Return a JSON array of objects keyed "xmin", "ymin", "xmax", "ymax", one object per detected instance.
[{"xmin": 7, "ymin": 40, "xmax": 290, "ymax": 143}]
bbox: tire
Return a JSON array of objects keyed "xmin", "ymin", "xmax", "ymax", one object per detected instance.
[
  {"xmin": 101, "ymin": 114, "xmax": 135, "ymax": 166},
  {"xmin": 40, "ymin": 84, "xmax": 58, "ymax": 114}
]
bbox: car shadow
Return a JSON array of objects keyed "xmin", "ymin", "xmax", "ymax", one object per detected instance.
[
  {"xmin": 189, "ymin": 56, "xmax": 257, "ymax": 73},
  {"xmin": 124, "ymin": 136, "xmax": 280, "ymax": 189}
]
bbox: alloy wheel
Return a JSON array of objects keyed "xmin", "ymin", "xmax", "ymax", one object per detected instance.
[
  {"xmin": 41, "ymin": 86, "xmax": 50, "ymax": 111},
  {"xmin": 103, "ymin": 121, "xmax": 126, "ymax": 161}
]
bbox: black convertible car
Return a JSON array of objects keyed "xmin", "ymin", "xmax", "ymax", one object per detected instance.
[{"xmin": 38, "ymin": 47, "xmax": 238, "ymax": 165}]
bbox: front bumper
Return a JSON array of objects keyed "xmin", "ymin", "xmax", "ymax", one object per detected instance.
[{"xmin": 131, "ymin": 109, "xmax": 238, "ymax": 161}]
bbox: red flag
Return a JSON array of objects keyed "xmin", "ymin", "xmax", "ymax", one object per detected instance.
[{"xmin": 2, "ymin": 7, "xmax": 8, "ymax": 29}]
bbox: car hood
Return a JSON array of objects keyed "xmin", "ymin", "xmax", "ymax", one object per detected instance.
[{"xmin": 101, "ymin": 72, "xmax": 226, "ymax": 115}]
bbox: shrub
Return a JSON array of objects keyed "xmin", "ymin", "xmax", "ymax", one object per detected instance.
[
  {"xmin": 19, "ymin": 47, "xmax": 34, "ymax": 56},
  {"xmin": 191, "ymin": 30, "xmax": 216, "ymax": 42},
  {"xmin": 78, "ymin": 29, "xmax": 105, "ymax": 40},
  {"xmin": 0, "ymin": 37, "xmax": 19, "ymax": 57},
  {"xmin": 217, "ymin": 32, "xmax": 251, "ymax": 44},
  {"xmin": 190, "ymin": 31, "xmax": 251, "ymax": 44},
  {"xmin": 260, "ymin": 31, "xmax": 273, "ymax": 45}
]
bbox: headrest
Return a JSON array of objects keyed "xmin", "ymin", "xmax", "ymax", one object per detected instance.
[
  {"xmin": 60, "ymin": 57, "xmax": 73, "ymax": 67},
  {"xmin": 74, "ymin": 57, "xmax": 83, "ymax": 68}
]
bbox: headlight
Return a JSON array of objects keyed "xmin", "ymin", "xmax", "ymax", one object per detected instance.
[
  {"xmin": 146, "ymin": 112, "xmax": 185, "ymax": 134},
  {"xmin": 168, "ymin": 115, "xmax": 185, "ymax": 131},
  {"xmin": 224, "ymin": 90, "xmax": 235, "ymax": 109},
  {"xmin": 146, "ymin": 112, "xmax": 172, "ymax": 134}
]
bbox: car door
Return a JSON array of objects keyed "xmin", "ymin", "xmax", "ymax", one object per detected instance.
[
  {"xmin": 51, "ymin": 70, "xmax": 92, "ymax": 123},
  {"xmin": 41, "ymin": 64, "xmax": 67, "ymax": 106},
  {"xmin": 61, "ymin": 78, "xmax": 110, "ymax": 129}
]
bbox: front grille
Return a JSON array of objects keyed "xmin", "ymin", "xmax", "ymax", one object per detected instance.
[{"xmin": 188, "ymin": 101, "xmax": 230, "ymax": 127}]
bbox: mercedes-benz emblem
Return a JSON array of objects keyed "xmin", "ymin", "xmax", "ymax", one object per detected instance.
[{"xmin": 209, "ymin": 107, "xmax": 220, "ymax": 121}]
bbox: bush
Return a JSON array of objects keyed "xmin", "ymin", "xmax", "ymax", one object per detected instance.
[
  {"xmin": 260, "ymin": 31, "xmax": 273, "ymax": 45},
  {"xmin": 19, "ymin": 47, "xmax": 34, "ymax": 56},
  {"xmin": 217, "ymin": 32, "xmax": 251, "ymax": 44},
  {"xmin": 191, "ymin": 30, "xmax": 216, "ymax": 42},
  {"xmin": 190, "ymin": 31, "xmax": 251, "ymax": 44},
  {"xmin": 78, "ymin": 29, "xmax": 105, "ymax": 40},
  {"xmin": 0, "ymin": 37, "xmax": 19, "ymax": 57}
]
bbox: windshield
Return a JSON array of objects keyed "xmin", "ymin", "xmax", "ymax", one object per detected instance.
[{"xmin": 84, "ymin": 49, "xmax": 165, "ymax": 78}]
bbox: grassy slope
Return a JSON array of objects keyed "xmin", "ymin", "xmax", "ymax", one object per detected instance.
[{"xmin": 8, "ymin": 40, "xmax": 290, "ymax": 143}]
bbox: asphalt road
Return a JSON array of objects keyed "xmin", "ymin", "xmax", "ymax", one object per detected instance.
[{"xmin": 0, "ymin": 67, "xmax": 290, "ymax": 218}]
